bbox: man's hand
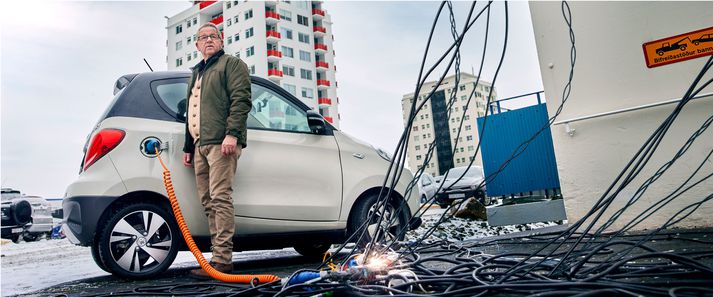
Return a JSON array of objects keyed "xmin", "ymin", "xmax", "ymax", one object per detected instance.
[
  {"xmin": 183, "ymin": 153, "xmax": 193, "ymax": 167},
  {"xmin": 222, "ymin": 135, "xmax": 239, "ymax": 156}
]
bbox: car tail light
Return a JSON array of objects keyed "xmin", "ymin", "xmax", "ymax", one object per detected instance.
[{"xmin": 82, "ymin": 129, "xmax": 125, "ymax": 172}]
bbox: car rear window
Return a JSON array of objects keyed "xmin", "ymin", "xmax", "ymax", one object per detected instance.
[{"xmin": 150, "ymin": 78, "xmax": 189, "ymax": 122}]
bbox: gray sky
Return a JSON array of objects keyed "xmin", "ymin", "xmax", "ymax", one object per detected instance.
[{"xmin": 1, "ymin": 1, "xmax": 543, "ymax": 198}]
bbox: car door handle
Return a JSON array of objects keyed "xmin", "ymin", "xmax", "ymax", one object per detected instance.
[{"xmin": 352, "ymin": 153, "xmax": 365, "ymax": 159}]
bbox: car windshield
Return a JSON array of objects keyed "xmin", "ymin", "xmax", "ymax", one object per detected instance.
[
  {"xmin": 446, "ymin": 166, "xmax": 483, "ymax": 179},
  {"xmin": 1, "ymin": 191, "xmax": 22, "ymax": 201}
]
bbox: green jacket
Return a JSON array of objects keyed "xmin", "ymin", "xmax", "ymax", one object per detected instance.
[{"xmin": 183, "ymin": 50, "xmax": 252, "ymax": 153}]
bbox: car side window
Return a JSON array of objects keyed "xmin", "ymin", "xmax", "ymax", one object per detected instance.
[
  {"xmin": 151, "ymin": 79, "xmax": 189, "ymax": 122},
  {"xmin": 247, "ymin": 84, "xmax": 311, "ymax": 133}
]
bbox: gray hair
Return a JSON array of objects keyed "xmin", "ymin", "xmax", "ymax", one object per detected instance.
[{"xmin": 197, "ymin": 23, "xmax": 222, "ymax": 38}]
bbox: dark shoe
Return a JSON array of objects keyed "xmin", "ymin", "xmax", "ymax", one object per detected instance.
[{"xmin": 189, "ymin": 262, "xmax": 233, "ymax": 279}]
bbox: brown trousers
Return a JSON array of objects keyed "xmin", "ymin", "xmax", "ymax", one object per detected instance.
[{"xmin": 193, "ymin": 144, "xmax": 239, "ymax": 264}]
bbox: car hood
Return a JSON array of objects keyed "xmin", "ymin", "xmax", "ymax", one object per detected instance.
[{"xmin": 440, "ymin": 177, "xmax": 485, "ymax": 191}]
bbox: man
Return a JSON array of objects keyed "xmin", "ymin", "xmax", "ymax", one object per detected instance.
[{"xmin": 183, "ymin": 23, "xmax": 252, "ymax": 278}]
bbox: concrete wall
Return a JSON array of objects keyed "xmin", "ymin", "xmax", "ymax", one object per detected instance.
[{"xmin": 530, "ymin": 1, "xmax": 713, "ymax": 230}]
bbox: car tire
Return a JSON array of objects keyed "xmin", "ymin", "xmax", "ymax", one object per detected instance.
[
  {"xmin": 348, "ymin": 194, "xmax": 409, "ymax": 247},
  {"xmin": 294, "ymin": 242, "xmax": 331, "ymax": 259},
  {"xmin": 22, "ymin": 232, "xmax": 38, "ymax": 242},
  {"xmin": 97, "ymin": 202, "xmax": 180, "ymax": 279},
  {"xmin": 10, "ymin": 234, "xmax": 21, "ymax": 243},
  {"xmin": 91, "ymin": 241, "xmax": 110, "ymax": 272}
]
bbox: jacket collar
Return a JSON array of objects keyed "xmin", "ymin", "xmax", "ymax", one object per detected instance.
[{"xmin": 193, "ymin": 49, "xmax": 225, "ymax": 75}]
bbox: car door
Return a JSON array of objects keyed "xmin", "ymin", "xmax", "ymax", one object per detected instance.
[{"xmin": 233, "ymin": 82, "xmax": 342, "ymax": 229}]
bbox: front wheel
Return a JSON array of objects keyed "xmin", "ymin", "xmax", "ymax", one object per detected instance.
[
  {"xmin": 97, "ymin": 202, "xmax": 180, "ymax": 279},
  {"xmin": 348, "ymin": 194, "xmax": 409, "ymax": 247}
]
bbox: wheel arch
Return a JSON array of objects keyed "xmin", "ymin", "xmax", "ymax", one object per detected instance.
[{"xmin": 91, "ymin": 190, "xmax": 172, "ymax": 244}]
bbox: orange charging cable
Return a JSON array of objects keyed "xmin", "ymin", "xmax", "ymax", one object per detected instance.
[{"xmin": 156, "ymin": 149, "xmax": 281, "ymax": 284}]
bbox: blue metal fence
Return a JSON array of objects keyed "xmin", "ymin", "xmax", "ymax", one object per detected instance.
[{"xmin": 476, "ymin": 103, "xmax": 560, "ymax": 197}]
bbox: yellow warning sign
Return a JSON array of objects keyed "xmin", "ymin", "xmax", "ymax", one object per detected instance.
[{"xmin": 643, "ymin": 26, "xmax": 713, "ymax": 68}]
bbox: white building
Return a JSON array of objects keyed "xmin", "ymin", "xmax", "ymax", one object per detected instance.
[
  {"xmin": 167, "ymin": 0, "xmax": 339, "ymax": 127},
  {"xmin": 401, "ymin": 73, "xmax": 496, "ymax": 176}
]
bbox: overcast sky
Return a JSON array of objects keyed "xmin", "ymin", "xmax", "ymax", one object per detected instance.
[{"xmin": 1, "ymin": 1, "xmax": 543, "ymax": 198}]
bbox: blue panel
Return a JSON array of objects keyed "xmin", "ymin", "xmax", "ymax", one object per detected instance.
[{"xmin": 476, "ymin": 103, "xmax": 560, "ymax": 196}]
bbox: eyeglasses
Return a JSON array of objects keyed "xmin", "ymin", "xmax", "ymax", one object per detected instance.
[{"xmin": 197, "ymin": 34, "xmax": 221, "ymax": 42}]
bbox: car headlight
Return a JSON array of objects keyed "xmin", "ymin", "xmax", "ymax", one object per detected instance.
[{"xmin": 373, "ymin": 146, "xmax": 392, "ymax": 162}]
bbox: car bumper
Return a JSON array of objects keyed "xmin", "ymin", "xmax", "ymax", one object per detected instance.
[
  {"xmin": 26, "ymin": 217, "xmax": 53, "ymax": 233},
  {"xmin": 63, "ymin": 195, "xmax": 120, "ymax": 246},
  {"xmin": 1, "ymin": 226, "xmax": 24, "ymax": 237},
  {"xmin": 436, "ymin": 188, "xmax": 483, "ymax": 205}
]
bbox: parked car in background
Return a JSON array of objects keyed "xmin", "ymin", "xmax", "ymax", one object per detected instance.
[
  {"xmin": 1, "ymin": 188, "xmax": 32, "ymax": 242},
  {"xmin": 417, "ymin": 173, "xmax": 439, "ymax": 204},
  {"xmin": 63, "ymin": 71, "xmax": 422, "ymax": 279},
  {"xmin": 1, "ymin": 189, "xmax": 53, "ymax": 242},
  {"xmin": 20, "ymin": 195, "xmax": 54, "ymax": 241},
  {"xmin": 435, "ymin": 166, "xmax": 489, "ymax": 208}
]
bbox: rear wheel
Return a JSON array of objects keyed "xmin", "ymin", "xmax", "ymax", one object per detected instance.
[
  {"xmin": 294, "ymin": 242, "xmax": 331, "ymax": 259},
  {"xmin": 97, "ymin": 202, "xmax": 180, "ymax": 279},
  {"xmin": 348, "ymin": 194, "xmax": 409, "ymax": 247}
]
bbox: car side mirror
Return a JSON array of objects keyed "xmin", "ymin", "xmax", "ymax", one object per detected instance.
[{"xmin": 307, "ymin": 110, "xmax": 326, "ymax": 134}]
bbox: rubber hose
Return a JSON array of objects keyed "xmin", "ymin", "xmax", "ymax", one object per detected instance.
[{"xmin": 156, "ymin": 150, "xmax": 281, "ymax": 284}]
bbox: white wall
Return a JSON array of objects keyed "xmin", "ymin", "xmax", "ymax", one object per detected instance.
[{"xmin": 530, "ymin": 1, "xmax": 713, "ymax": 230}]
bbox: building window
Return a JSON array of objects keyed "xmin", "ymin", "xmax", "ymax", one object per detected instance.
[
  {"xmin": 227, "ymin": 36, "xmax": 233, "ymax": 44},
  {"xmin": 413, "ymin": 126, "xmax": 418, "ymax": 131},
  {"xmin": 281, "ymin": 46, "xmax": 294, "ymax": 58},
  {"xmin": 187, "ymin": 53, "xmax": 192, "ymax": 61},
  {"xmin": 460, "ymin": 85, "xmax": 466, "ymax": 91},
  {"xmin": 175, "ymin": 24, "xmax": 183, "ymax": 34},
  {"xmin": 465, "ymin": 125, "xmax": 471, "ymax": 131},
  {"xmin": 234, "ymin": 15, "xmax": 239, "ymax": 23},
  {"xmin": 279, "ymin": 9, "xmax": 292, "ymax": 21},
  {"xmin": 245, "ymin": 27, "xmax": 254, "ymax": 38},
  {"xmin": 244, "ymin": 9, "xmax": 253, "ymax": 20},
  {"xmin": 282, "ymin": 65, "xmax": 295, "ymax": 77},
  {"xmin": 297, "ymin": 15, "xmax": 309, "ymax": 26},
  {"xmin": 414, "ymin": 135, "xmax": 420, "ymax": 141},
  {"xmin": 234, "ymin": 33, "xmax": 239, "ymax": 41},
  {"xmin": 187, "ymin": 36, "xmax": 191, "ymax": 44},
  {"xmin": 227, "ymin": 18, "xmax": 232, "ymax": 26},
  {"xmin": 176, "ymin": 58, "xmax": 183, "ymax": 67},
  {"xmin": 283, "ymin": 83, "xmax": 296, "ymax": 95},
  {"xmin": 233, "ymin": 0, "xmax": 238, "ymax": 5},
  {"xmin": 466, "ymin": 135, "xmax": 473, "ymax": 141},
  {"xmin": 460, "ymin": 147, "xmax": 464, "ymax": 152},
  {"xmin": 280, "ymin": 27, "xmax": 293, "ymax": 39},
  {"xmin": 464, "ymin": 115, "xmax": 470, "ymax": 120},
  {"xmin": 176, "ymin": 41, "xmax": 182, "ymax": 50},
  {"xmin": 468, "ymin": 145, "xmax": 474, "ymax": 151},
  {"xmin": 193, "ymin": 51, "xmax": 197, "ymax": 58},
  {"xmin": 298, "ymin": 32, "xmax": 310, "ymax": 44},
  {"xmin": 301, "ymin": 87, "xmax": 314, "ymax": 99},
  {"xmin": 299, "ymin": 50, "xmax": 311, "ymax": 62},
  {"xmin": 415, "ymin": 145, "xmax": 421, "ymax": 151},
  {"xmin": 249, "ymin": 65, "xmax": 255, "ymax": 74},
  {"xmin": 246, "ymin": 46, "xmax": 254, "ymax": 57},
  {"xmin": 187, "ymin": 19, "xmax": 192, "ymax": 28},
  {"xmin": 227, "ymin": 1, "xmax": 231, "ymax": 8},
  {"xmin": 300, "ymin": 68, "xmax": 312, "ymax": 80}
]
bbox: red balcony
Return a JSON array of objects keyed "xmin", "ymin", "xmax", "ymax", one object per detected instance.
[
  {"xmin": 198, "ymin": 1, "xmax": 217, "ymax": 9},
  {"xmin": 265, "ymin": 11, "xmax": 280, "ymax": 25},
  {"xmin": 268, "ymin": 69, "xmax": 283, "ymax": 77},
  {"xmin": 316, "ymin": 61, "xmax": 329, "ymax": 69},
  {"xmin": 312, "ymin": 9, "xmax": 325, "ymax": 19},
  {"xmin": 314, "ymin": 43, "xmax": 328, "ymax": 52},
  {"xmin": 266, "ymin": 30, "xmax": 281, "ymax": 39},
  {"xmin": 267, "ymin": 49, "xmax": 283, "ymax": 58},
  {"xmin": 318, "ymin": 98, "xmax": 332, "ymax": 106},
  {"xmin": 313, "ymin": 26, "xmax": 326, "ymax": 35},
  {"xmin": 324, "ymin": 116, "xmax": 333, "ymax": 123},
  {"xmin": 317, "ymin": 80, "xmax": 330, "ymax": 89},
  {"xmin": 209, "ymin": 15, "xmax": 223, "ymax": 25}
]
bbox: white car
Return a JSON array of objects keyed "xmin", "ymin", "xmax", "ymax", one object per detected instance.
[
  {"xmin": 1, "ymin": 189, "xmax": 53, "ymax": 242},
  {"xmin": 63, "ymin": 72, "xmax": 421, "ymax": 279},
  {"xmin": 417, "ymin": 173, "xmax": 438, "ymax": 204}
]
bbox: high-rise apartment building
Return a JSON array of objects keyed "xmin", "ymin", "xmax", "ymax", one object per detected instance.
[
  {"xmin": 401, "ymin": 73, "xmax": 497, "ymax": 176},
  {"xmin": 166, "ymin": 0, "xmax": 339, "ymax": 127}
]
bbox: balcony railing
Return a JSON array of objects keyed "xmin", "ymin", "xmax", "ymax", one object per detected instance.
[
  {"xmin": 266, "ymin": 30, "xmax": 281, "ymax": 39},
  {"xmin": 317, "ymin": 80, "xmax": 331, "ymax": 87},
  {"xmin": 324, "ymin": 116, "xmax": 333, "ymax": 123},
  {"xmin": 199, "ymin": 1, "xmax": 217, "ymax": 9},
  {"xmin": 318, "ymin": 98, "xmax": 332, "ymax": 105},
  {"xmin": 267, "ymin": 50, "xmax": 283, "ymax": 58},
  {"xmin": 313, "ymin": 26, "xmax": 326, "ymax": 34},
  {"xmin": 312, "ymin": 9, "xmax": 325, "ymax": 17},
  {"xmin": 265, "ymin": 11, "xmax": 281, "ymax": 20},
  {"xmin": 209, "ymin": 15, "xmax": 223, "ymax": 25},
  {"xmin": 268, "ymin": 69, "xmax": 284, "ymax": 77},
  {"xmin": 316, "ymin": 61, "xmax": 329, "ymax": 69},
  {"xmin": 315, "ymin": 43, "xmax": 328, "ymax": 51}
]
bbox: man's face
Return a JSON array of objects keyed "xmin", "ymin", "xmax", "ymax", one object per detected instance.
[{"xmin": 196, "ymin": 27, "xmax": 223, "ymax": 59}]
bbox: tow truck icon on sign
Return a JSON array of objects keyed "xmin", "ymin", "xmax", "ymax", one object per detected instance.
[
  {"xmin": 692, "ymin": 34, "xmax": 713, "ymax": 46},
  {"xmin": 656, "ymin": 37, "xmax": 691, "ymax": 56}
]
